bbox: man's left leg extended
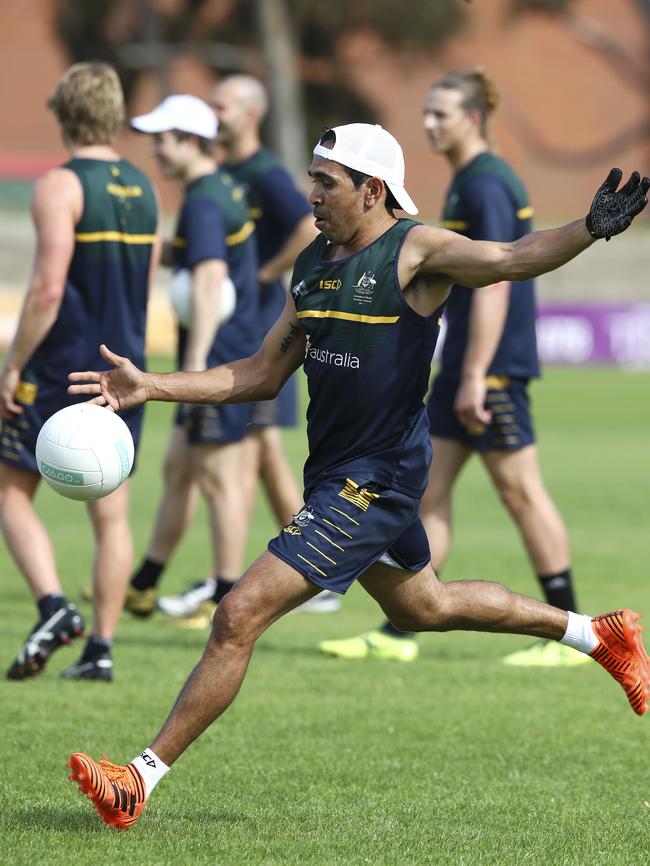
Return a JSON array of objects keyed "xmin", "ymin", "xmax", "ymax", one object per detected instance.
[{"xmin": 359, "ymin": 560, "xmax": 649, "ymax": 715}]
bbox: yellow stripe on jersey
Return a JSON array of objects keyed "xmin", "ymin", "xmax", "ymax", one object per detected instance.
[
  {"xmin": 441, "ymin": 220, "xmax": 469, "ymax": 230},
  {"xmin": 517, "ymin": 206, "xmax": 534, "ymax": 220},
  {"xmin": 172, "ymin": 219, "xmax": 255, "ymax": 251},
  {"xmin": 75, "ymin": 231, "xmax": 156, "ymax": 244},
  {"xmin": 249, "ymin": 207, "xmax": 263, "ymax": 219},
  {"xmin": 226, "ymin": 220, "xmax": 255, "ymax": 246},
  {"xmin": 297, "ymin": 310, "xmax": 400, "ymax": 325}
]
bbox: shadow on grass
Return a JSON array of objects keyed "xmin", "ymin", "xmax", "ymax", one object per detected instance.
[
  {"xmin": 254, "ymin": 642, "xmax": 323, "ymax": 659},
  {"xmin": 115, "ymin": 632, "xmax": 207, "ymax": 651},
  {"xmin": 116, "ymin": 630, "xmax": 324, "ymax": 658},
  {"xmin": 5, "ymin": 804, "xmax": 247, "ymax": 833},
  {"xmin": 6, "ymin": 805, "xmax": 107, "ymax": 833}
]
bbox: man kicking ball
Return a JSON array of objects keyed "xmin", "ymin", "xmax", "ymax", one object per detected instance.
[{"xmin": 67, "ymin": 123, "xmax": 649, "ymax": 829}]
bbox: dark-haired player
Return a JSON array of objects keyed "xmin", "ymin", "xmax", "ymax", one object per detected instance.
[
  {"xmin": 66, "ymin": 122, "xmax": 649, "ymax": 829},
  {"xmin": 321, "ymin": 69, "xmax": 586, "ymax": 665}
]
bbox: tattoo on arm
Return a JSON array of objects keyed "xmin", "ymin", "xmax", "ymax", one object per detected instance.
[{"xmin": 280, "ymin": 322, "xmax": 301, "ymax": 353}]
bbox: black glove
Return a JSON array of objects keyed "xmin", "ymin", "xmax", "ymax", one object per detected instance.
[{"xmin": 586, "ymin": 168, "xmax": 649, "ymax": 241}]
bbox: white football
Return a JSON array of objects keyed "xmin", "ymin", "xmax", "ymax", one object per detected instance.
[
  {"xmin": 169, "ymin": 268, "xmax": 237, "ymax": 328},
  {"xmin": 35, "ymin": 403, "xmax": 134, "ymax": 501}
]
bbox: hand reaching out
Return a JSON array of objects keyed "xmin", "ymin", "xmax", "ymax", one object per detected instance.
[
  {"xmin": 586, "ymin": 168, "xmax": 649, "ymax": 241},
  {"xmin": 68, "ymin": 344, "xmax": 149, "ymax": 412}
]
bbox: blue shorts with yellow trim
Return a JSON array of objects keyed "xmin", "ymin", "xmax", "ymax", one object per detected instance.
[
  {"xmin": 175, "ymin": 402, "xmax": 252, "ymax": 445},
  {"xmin": 268, "ymin": 476, "xmax": 430, "ymax": 594},
  {"xmin": 0, "ymin": 382, "xmax": 144, "ymax": 475},
  {"xmin": 427, "ymin": 375, "xmax": 535, "ymax": 452}
]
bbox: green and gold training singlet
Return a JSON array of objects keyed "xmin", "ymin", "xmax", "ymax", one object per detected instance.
[{"xmin": 291, "ymin": 219, "xmax": 444, "ymax": 498}]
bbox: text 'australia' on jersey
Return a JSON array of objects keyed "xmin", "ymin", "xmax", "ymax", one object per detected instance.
[
  {"xmin": 439, "ymin": 152, "xmax": 540, "ymax": 380},
  {"xmin": 291, "ymin": 220, "xmax": 444, "ymax": 498},
  {"xmin": 173, "ymin": 170, "xmax": 258, "ymax": 368}
]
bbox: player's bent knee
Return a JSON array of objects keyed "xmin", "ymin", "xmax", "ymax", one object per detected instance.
[
  {"xmin": 386, "ymin": 604, "xmax": 445, "ymax": 633},
  {"xmin": 210, "ymin": 590, "xmax": 259, "ymax": 645}
]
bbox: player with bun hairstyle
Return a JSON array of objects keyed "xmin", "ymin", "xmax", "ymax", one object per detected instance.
[{"xmin": 320, "ymin": 68, "xmax": 587, "ymax": 666}]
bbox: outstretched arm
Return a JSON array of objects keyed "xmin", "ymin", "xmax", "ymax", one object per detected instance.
[
  {"xmin": 68, "ymin": 294, "xmax": 306, "ymax": 412},
  {"xmin": 407, "ymin": 219, "xmax": 593, "ymax": 290},
  {"xmin": 401, "ymin": 169, "xmax": 648, "ymax": 290}
]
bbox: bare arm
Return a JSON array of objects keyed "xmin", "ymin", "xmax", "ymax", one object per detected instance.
[
  {"xmin": 455, "ymin": 281, "xmax": 511, "ymax": 430},
  {"xmin": 68, "ymin": 294, "xmax": 306, "ymax": 412},
  {"xmin": 401, "ymin": 168, "xmax": 648, "ymax": 292},
  {"xmin": 257, "ymin": 214, "xmax": 317, "ymax": 285},
  {"xmin": 0, "ymin": 169, "xmax": 80, "ymax": 418},
  {"xmin": 404, "ymin": 219, "xmax": 594, "ymax": 291},
  {"xmin": 182, "ymin": 259, "xmax": 228, "ymax": 371}
]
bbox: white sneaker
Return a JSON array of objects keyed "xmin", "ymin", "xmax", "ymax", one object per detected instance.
[
  {"xmin": 293, "ymin": 591, "xmax": 342, "ymax": 613},
  {"xmin": 157, "ymin": 579, "xmax": 216, "ymax": 618}
]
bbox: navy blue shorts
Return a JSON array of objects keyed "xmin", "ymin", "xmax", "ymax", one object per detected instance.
[
  {"xmin": 427, "ymin": 375, "xmax": 535, "ymax": 452},
  {"xmin": 268, "ymin": 475, "xmax": 430, "ymax": 594},
  {"xmin": 175, "ymin": 402, "xmax": 252, "ymax": 445},
  {"xmin": 0, "ymin": 381, "xmax": 144, "ymax": 475},
  {"xmin": 250, "ymin": 374, "xmax": 298, "ymax": 429}
]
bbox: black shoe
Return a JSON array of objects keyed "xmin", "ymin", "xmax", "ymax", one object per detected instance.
[
  {"xmin": 6, "ymin": 602, "xmax": 85, "ymax": 680},
  {"xmin": 60, "ymin": 653, "xmax": 113, "ymax": 682}
]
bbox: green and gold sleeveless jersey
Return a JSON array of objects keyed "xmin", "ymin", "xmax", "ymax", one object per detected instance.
[
  {"xmin": 291, "ymin": 219, "xmax": 444, "ymax": 497},
  {"xmin": 28, "ymin": 158, "xmax": 157, "ymax": 382},
  {"xmin": 438, "ymin": 151, "xmax": 539, "ymax": 379},
  {"xmin": 172, "ymin": 170, "xmax": 258, "ymax": 367}
]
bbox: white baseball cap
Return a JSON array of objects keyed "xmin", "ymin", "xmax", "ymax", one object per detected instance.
[
  {"xmin": 312, "ymin": 123, "xmax": 418, "ymax": 215},
  {"xmin": 131, "ymin": 95, "xmax": 218, "ymax": 139}
]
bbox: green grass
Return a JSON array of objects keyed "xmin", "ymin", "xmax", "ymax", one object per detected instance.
[{"xmin": 1, "ymin": 365, "xmax": 649, "ymax": 865}]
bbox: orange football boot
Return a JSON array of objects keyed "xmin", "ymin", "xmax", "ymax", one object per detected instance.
[
  {"xmin": 68, "ymin": 752, "xmax": 147, "ymax": 830},
  {"xmin": 590, "ymin": 609, "xmax": 650, "ymax": 716}
]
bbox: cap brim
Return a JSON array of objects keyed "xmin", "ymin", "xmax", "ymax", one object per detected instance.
[
  {"xmin": 386, "ymin": 181, "xmax": 418, "ymax": 215},
  {"xmin": 130, "ymin": 107, "xmax": 175, "ymax": 134}
]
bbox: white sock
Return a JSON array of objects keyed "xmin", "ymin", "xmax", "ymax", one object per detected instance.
[
  {"xmin": 130, "ymin": 749, "xmax": 170, "ymax": 798},
  {"xmin": 560, "ymin": 611, "xmax": 598, "ymax": 654}
]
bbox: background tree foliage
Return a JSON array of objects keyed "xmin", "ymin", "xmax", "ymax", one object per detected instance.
[
  {"xmin": 53, "ymin": 0, "xmax": 649, "ymax": 166},
  {"xmin": 53, "ymin": 0, "xmax": 465, "ymax": 140}
]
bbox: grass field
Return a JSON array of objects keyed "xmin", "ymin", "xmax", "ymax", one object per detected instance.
[{"xmin": 1, "ymin": 365, "xmax": 649, "ymax": 866}]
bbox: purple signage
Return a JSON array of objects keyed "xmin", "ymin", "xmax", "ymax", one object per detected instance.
[
  {"xmin": 434, "ymin": 304, "xmax": 650, "ymax": 367},
  {"xmin": 536, "ymin": 304, "xmax": 650, "ymax": 366}
]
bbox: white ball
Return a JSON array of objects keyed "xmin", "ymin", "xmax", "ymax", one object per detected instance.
[
  {"xmin": 35, "ymin": 403, "xmax": 135, "ymax": 501},
  {"xmin": 169, "ymin": 268, "xmax": 237, "ymax": 328}
]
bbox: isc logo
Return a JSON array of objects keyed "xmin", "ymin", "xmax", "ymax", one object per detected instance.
[{"xmin": 319, "ymin": 279, "xmax": 341, "ymax": 290}]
